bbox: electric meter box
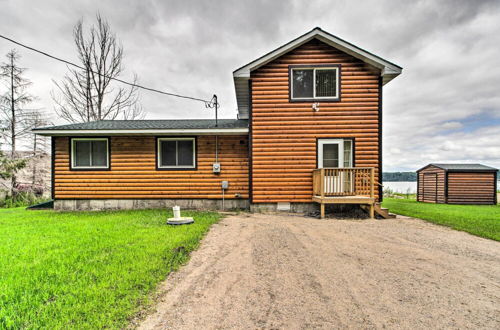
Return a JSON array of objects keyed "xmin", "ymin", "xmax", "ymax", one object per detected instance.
[
  {"xmin": 213, "ymin": 163, "xmax": 221, "ymax": 173},
  {"xmin": 221, "ymin": 181, "xmax": 229, "ymax": 189}
]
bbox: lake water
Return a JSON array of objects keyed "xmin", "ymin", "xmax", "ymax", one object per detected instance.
[
  {"xmin": 383, "ymin": 181, "xmax": 417, "ymax": 193},
  {"xmin": 384, "ymin": 181, "xmax": 500, "ymax": 193}
]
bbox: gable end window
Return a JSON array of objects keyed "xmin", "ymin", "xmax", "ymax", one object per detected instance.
[
  {"xmin": 290, "ymin": 66, "xmax": 340, "ymax": 101},
  {"xmin": 157, "ymin": 137, "xmax": 196, "ymax": 169},
  {"xmin": 71, "ymin": 138, "xmax": 109, "ymax": 170}
]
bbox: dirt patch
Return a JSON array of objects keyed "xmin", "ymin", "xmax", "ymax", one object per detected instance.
[{"xmin": 137, "ymin": 213, "xmax": 500, "ymax": 329}]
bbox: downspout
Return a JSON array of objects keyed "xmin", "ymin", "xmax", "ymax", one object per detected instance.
[
  {"xmin": 378, "ymin": 76, "xmax": 383, "ymax": 202},
  {"xmin": 215, "ymin": 135, "xmax": 218, "ymax": 163}
]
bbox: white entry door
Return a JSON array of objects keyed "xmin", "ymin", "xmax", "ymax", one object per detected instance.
[
  {"xmin": 318, "ymin": 139, "xmax": 344, "ymax": 168},
  {"xmin": 317, "ymin": 139, "xmax": 353, "ymax": 194}
]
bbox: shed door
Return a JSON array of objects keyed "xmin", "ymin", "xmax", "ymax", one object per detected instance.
[{"xmin": 422, "ymin": 173, "xmax": 438, "ymax": 203}]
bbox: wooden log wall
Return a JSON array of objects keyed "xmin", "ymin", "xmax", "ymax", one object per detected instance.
[
  {"xmin": 53, "ymin": 135, "xmax": 249, "ymax": 199},
  {"xmin": 250, "ymin": 39, "xmax": 382, "ymax": 203},
  {"xmin": 447, "ymin": 172, "xmax": 496, "ymax": 205},
  {"xmin": 417, "ymin": 166, "xmax": 446, "ymax": 203}
]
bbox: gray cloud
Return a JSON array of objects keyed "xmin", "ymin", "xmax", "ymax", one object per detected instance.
[{"xmin": 1, "ymin": 0, "xmax": 499, "ymax": 171}]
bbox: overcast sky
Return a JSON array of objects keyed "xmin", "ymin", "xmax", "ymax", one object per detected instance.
[{"xmin": 1, "ymin": 0, "xmax": 499, "ymax": 171}]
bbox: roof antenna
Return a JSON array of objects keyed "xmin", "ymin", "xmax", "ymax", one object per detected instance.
[{"xmin": 206, "ymin": 94, "xmax": 218, "ymax": 127}]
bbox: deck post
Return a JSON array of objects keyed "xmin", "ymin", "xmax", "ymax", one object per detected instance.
[
  {"xmin": 369, "ymin": 203, "xmax": 374, "ymax": 219},
  {"xmin": 320, "ymin": 168, "xmax": 325, "ymax": 199},
  {"xmin": 320, "ymin": 203, "xmax": 325, "ymax": 219},
  {"xmin": 370, "ymin": 167, "xmax": 375, "ymax": 199}
]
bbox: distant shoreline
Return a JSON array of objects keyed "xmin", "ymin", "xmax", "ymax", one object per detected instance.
[
  {"xmin": 383, "ymin": 171, "xmax": 500, "ymax": 182},
  {"xmin": 383, "ymin": 180, "xmax": 500, "ymax": 182},
  {"xmin": 383, "ymin": 180, "xmax": 416, "ymax": 182}
]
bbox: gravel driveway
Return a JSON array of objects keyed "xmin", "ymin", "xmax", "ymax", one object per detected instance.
[{"xmin": 138, "ymin": 213, "xmax": 500, "ymax": 329}]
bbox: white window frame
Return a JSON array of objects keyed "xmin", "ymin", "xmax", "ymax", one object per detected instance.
[
  {"xmin": 317, "ymin": 139, "xmax": 352, "ymax": 168},
  {"xmin": 71, "ymin": 138, "xmax": 109, "ymax": 169},
  {"xmin": 157, "ymin": 137, "xmax": 196, "ymax": 169},
  {"xmin": 291, "ymin": 67, "xmax": 339, "ymax": 100}
]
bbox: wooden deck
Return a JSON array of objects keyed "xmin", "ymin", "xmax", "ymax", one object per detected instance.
[
  {"xmin": 312, "ymin": 196, "xmax": 376, "ymax": 204},
  {"xmin": 312, "ymin": 168, "xmax": 376, "ymax": 218}
]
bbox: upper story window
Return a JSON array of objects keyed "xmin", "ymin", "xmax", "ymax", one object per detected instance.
[
  {"xmin": 290, "ymin": 66, "xmax": 340, "ymax": 101},
  {"xmin": 157, "ymin": 137, "xmax": 196, "ymax": 170},
  {"xmin": 71, "ymin": 138, "xmax": 109, "ymax": 170}
]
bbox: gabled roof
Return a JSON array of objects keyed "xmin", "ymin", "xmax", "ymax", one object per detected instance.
[
  {"xmin": 417, "ymin": 163, "xmax": 498, "ymax": 172},
  {"xmin": 33, "ymin": 119, "xmax": 249, "ymax": 136},
  {"xmin": 233, "ymin": 27, "xmax": 403, "ymax": 119}
]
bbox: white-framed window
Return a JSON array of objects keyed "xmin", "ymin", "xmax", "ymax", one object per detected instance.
[
  {"xmin": 157, "ymin": 137, "xmax": 196, "ymax": 169},
  {"xmin": 291, "ymin": 66, "xmax": 339, "ymax": 100},
  {"xmin": 317, "ymin": 139, "xmax": 353, "ymax": 168},
  {"xmin": 71, "ymin": 138, "xmax": 109, "ymax": 169}
]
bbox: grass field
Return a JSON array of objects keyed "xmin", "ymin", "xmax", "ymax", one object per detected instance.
[
  {"xmin": 382, "ymin": 198, "xmax": 500, "ymax": 241},
  {"xmin": 0, "ymin": 208, "xmax": 221, "ymax": 329}
]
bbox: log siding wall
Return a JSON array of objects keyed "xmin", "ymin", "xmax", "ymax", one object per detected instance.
[
  {"xmin": 447, "ymin": 172, "xmax": 496, "ymax": 205},
  {"xmin": 250, "ymin": 39, "xmax": 382, "ymax": 203},
  {"xmin": 53, "ymin": 135, "xmax": 249, "ymax": 199}
]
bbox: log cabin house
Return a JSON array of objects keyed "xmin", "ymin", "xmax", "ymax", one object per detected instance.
[
  {"xmin": 34, "ymin": 27, "xmax": 403, "ymax": 218},
  {"xmin": 417, "ymin": 164, "xmax": 498, "ymax": 205}
]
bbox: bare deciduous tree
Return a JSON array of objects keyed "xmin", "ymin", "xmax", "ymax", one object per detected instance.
[
  {"xmin": 26, "ymin": 111, "xmax": 52, "ymax": 187},
  {"xmin": 52, "ymin": 14, "xmax": 143, "ymax": 123}
]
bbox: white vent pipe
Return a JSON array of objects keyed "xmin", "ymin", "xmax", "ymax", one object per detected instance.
[{"xmin": 173, "ymin": 205, "xmax": 181, "ymax": 219}]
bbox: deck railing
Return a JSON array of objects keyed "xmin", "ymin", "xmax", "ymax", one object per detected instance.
[{"xmin": 312, "ymin": 167, "xmax": 375, "ymax": 198}]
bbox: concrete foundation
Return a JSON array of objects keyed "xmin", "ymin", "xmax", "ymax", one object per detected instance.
[
  {"xmin": 250, "ymin": 202, "xmax": 319, "ymax": 214},
  {"xmin": 54, "ymin": 199, "xmax": 250, "ymax": 211},
  {"xmin": 53, "ymin": 199, "xmax": 370, "ymax": 218},
  {"xmin": 53, "ymin": 199, "xmax": 323, "ymax": 214}
]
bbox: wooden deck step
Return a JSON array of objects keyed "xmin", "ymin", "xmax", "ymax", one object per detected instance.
[{"xmin": 374, "ymin": 203, "xmax": 396, "ymax": 219}]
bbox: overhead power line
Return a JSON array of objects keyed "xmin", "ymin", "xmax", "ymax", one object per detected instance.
[{"xmin": 0, "ymin": 33, "xmax": 216, "ymax": 106}]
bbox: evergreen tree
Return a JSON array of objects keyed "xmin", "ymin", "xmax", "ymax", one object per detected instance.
[
  {"xmin": 0, "ymin": 145, "xmax": 26, "ymax": 182},
  {"xmin": 0, "ymin": 49, "xmax": 37, "ymax": 195}
]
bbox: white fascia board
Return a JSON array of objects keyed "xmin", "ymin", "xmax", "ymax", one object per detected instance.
[
  {"xmin": 233, "ymin": 33, "xmax": 315, "ymax": 78},
  {"xmin": 233, "ymin": 28, "xmax": 402, "ymax": 79},
  {"xmin": 314, "ymin": 32, "xmax": 402, "ymax": 75},
  {"xmin": 33, "ymin": 128, "xmax": 249, "ymax": 136}
]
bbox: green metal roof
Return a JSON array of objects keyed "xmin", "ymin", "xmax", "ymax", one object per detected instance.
[
  {"xmin": 34, "ymin": 119, "xmax": 248, "ymax": 131},
  {"xmin": 418, "ymin": 163, "xmax": 498, "ymax": 172}
]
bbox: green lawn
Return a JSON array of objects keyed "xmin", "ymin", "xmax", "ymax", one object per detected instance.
[
  {"xmin": 382, "ymin": 198, "xmax": 500, "ymax": 241},
  {"xmin": 0, "ymin": 208, "xmax": 221, "ymax": 329}
]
